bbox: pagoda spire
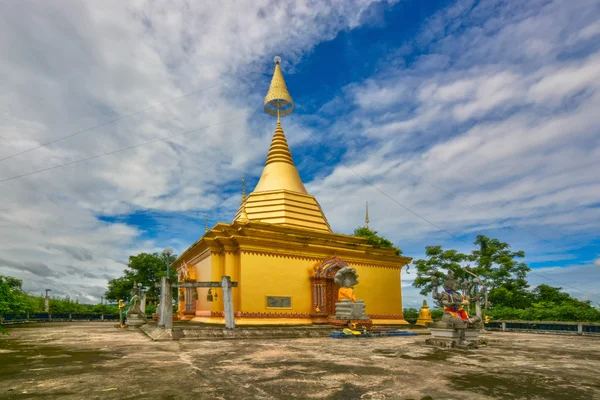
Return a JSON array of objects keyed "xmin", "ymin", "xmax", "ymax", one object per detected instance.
[
  {"xmin": 253, "ymin": 57, "xmax": 307, "ymax": 194},
  {"xmin": 365, "ymin": 202, "xmax": 370, "ymax": 228},
  {"xmin": 205, "ymin": 215, "xmax": 209, "ymax": 233},
  {"xmin": 232, "ymin": 56, "xmax": 331, "ymax": 233},
  {"xmin": 241, "ymin": 176, "xmax": 247, "ymax": 202}
]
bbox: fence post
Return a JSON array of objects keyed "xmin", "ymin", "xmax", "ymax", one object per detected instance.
[
  {"xmin": 101, "ymin": 314, "xmax": 104, "ymax": 321},
  {"xmin": 501, "ymin": 322, "xmax": 506, "ymax": 332},
  {"xmin": 577, "ymin": 323, "xmax": 583, "ymax": 335},
  {"xmin": 69, "ymin": 313, "xmax": 72, "ymax": 321}
]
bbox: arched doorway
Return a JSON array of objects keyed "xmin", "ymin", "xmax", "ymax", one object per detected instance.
[{"xmin": 310, "ymin": 256, "xmax": 350, "ymax": 323}]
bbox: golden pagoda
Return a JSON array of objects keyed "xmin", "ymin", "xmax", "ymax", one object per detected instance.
[
  {"xmin": 172, "ymin": 57, "xmax": 412, "ymax": 325},
  {"xmin": 415, "ymin": 300, "xmax": 434, "ymax": 326}
]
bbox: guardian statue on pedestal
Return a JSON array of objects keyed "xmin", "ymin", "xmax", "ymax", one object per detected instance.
[{"xmin": 427, "ymin": 269, "xmax": 486, "ymax": 348}]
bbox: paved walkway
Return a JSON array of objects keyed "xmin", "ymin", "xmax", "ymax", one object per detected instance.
[{"xmin": 1, "ymin": 323, "xmax": 598, "ymax": 399}]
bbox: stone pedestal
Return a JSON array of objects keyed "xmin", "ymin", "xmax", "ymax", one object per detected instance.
[
  {"xmin": 335, "ymin": 299, "xmax": 369, "ymax": 320},
  {"xmin": 125, "ymin": 312, "xmax": 147, "ymax": 329},
  {"xmin": 426, "ymin": 327, "xmax": 487, "ymax": 349}
]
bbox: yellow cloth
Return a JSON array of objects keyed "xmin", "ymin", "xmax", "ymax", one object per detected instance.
[{"xmin": 338, "ymin": 287, "xmax": 357, "ymax": 302}]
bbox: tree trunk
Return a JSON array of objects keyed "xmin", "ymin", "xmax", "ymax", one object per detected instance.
[{"xmin": 474, "ymin": 283, "xmax": 482, "ymax": 319}]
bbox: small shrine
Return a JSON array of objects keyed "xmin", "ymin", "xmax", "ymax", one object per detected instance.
[{"xmin": 415, "ymin": 300, "xmax": 434, "ymax": 327}]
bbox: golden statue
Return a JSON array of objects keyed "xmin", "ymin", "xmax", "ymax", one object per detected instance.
[{"xmin": 335, "ymin": 267, "xmax": 359, "ymax": 302}]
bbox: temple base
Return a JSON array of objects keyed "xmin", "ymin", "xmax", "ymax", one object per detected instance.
[
  {"xmin": 125, "ymin": 313, "xmax": 147, "ymax": 329},
  {"xmin": 328, "ymin": 318, "xmax": 373, "ymax": 328},
  {"xmin": 179, "ymin": 311, "xmax": 196, "ymax": 321},
  {"xmin": 191, "ymin": 316, "xmax": 313, "ymax": 325}
]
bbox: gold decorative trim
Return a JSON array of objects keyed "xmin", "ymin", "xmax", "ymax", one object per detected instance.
[
  {"xmin": 241, "ymin": 249, "xmax": 321, "ymax": 262},
  {"xmin": 368, "ymin": 314, "xmax": 405, "ymax": 319},
  {"xmin": 240, "ymin": 249, "xmax": 404, "ymax": 269},
  {"xmin": 238, "ymin": 311, "xmax": 311, "ymax": 318}
]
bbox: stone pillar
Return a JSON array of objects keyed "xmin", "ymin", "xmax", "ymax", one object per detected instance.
[
  {"xmin": 224, "ymin": 249, "xmax": 239, "ymax": 312},
  {"xmin": 222, "ymin": 276, "xmax": 235, "ymax": 329},
  {"xmin": 578, "ymin": 323, "xmax": 583, "ymax": 335},
  {"xmin": 158, "ymin": 276, "xmax": 173, "ymax": 329},
  {"xmin": 140, "ymin": 294, "xmax": 146, "ymax": 314},
  {"xmin": 501, "ymin": 322, "xmax": 506, "ymax": 331},
  {"xmin": 44, "ymin": 296, "xmax": 50, "ymax": 313}
]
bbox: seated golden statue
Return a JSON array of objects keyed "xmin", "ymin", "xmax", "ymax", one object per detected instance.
[
  {"xmin": 338, "ymin": 287, "xmax": 357, "ymax": 302},
  {"xmin": 334, "ymin": 267, "xmax": 368, "ymax": 321}
]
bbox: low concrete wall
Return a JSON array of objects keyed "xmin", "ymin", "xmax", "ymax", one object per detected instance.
[
  {"xmin": 486, "ymin": 320, "xmax": 600, "ymax": 336},
  {"xmin": 0, "ymin": 313, "xmax": 123, "ymax": 325}
]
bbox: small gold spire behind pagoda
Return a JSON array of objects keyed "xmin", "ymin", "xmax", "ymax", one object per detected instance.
[
  {"xmin": 205, "ymin": 215, "xmax": 209, "ymax": 233},
  {"xmin": 365, "ymin": 202, "xmax": 370, "ymax": 228},
  {"xmin": 238, "ymin": 205, "xmax": 249, "ymax": 223},
  {"xmin": 241, "ymin": 176, "xmax": 247, "ymax": 202}
]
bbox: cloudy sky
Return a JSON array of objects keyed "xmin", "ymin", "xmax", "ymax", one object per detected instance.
[{"xmin": 1, "ymin": 0, "xmax": 599, "ymax": 308}]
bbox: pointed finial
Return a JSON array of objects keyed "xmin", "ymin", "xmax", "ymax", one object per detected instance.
[
  {"xmin": 205, "ymin": 215, "xmax": 209, "ymax": 233},
  {"xmin": 264, "ymin": 57, "xmax": 294, "ymax": 118},
  {"xmin": 241, "ymin": 176, "xmax": 247, "ymax": 202},
  {"xmin": 365, "ymin": 202, "xmax": 370, "ymax": 228},
  {"xmin": 239, "ymin": 205, "xmax": 249, "ymax": 223}
]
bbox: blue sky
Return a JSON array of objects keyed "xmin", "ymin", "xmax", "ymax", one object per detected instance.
[{"xmin": 1, "ymin": 0, "xmax": 599, "ymax": 306}]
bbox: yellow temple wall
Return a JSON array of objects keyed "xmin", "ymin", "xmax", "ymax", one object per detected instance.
[
  {"xmin": 239, "ymin": 252, "xmax": 313, "ymax": 315},
  {"xmin": 350, "ymin": 264, "xmax": 403, "ymax": 316},
  {"xmin": 193, "ymin": 254, "xmax": 212, "ymax": 316},
  {"xmin": 237, "ymin": 252, "xmax": 404, "ymax": 318}
]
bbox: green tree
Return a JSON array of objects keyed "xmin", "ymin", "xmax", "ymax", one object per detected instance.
[
  {"xmin": 532, "ymin": 284, "xmax": 574, "ymax": 304},
  {"xmin": 1, "ymin": 275, "xmax": 35, "ymax": 334},
  {"xmin": 353, "ymin": 226, "xmax": 402, "ymax": 255},
  {"xmin": 468, "ymin": 234, "xmax": 530, "ymax": 297},
  {"xmin": 105, "ymin": 276, "xmax": 134, "ymax": 303},
  {"xmin": 486, "ymin": 284, "xmax": 600, "ymax": 322},
  {"xmin": 412, "ymin": 245, "xmax": 467, "ymax": 301},
  {"xmin": 412, "ymin": 235, "xmax": 530, "ymax": 314},
  {"xmin": 403, "ymin": 308, "xmax": 419, "ymax": 319},
  {"xmin": 0, "ymin": 275, "xmax": 33, "ymax": 316},
  {"xmin": 487, "ymin": 284, "xmax": 533, "ymax": 309},
  {"xmin": 105, "ymin": 252, "xmax": 177, "ymax": 302}
]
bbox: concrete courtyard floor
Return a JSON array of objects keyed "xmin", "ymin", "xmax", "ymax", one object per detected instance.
[{"xmin": 0, "ymin": 323, "xmax": 599, "ymax": 400}]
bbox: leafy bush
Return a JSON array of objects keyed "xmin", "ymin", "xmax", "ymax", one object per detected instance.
[
  {"xmin": 145, "ymin": 305, "xmax": 157, "ymax": 315},
  {"xmin": 353, "ymin": 226, "xmax": 402, "ymax": 255},
  {"xmin": 403, "ymin": 308, "xmax": 419, "ymax": 319},
  {"xmin": 431, "ymin": 309, "xmax": 444, "ymax": 320},
  {"xmin": 487, "ymin": 303, "xmax": 600, "ymax": 322}
]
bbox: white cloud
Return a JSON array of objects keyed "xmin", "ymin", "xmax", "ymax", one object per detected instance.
[
  {"xmin": 0, "ymin": 0, "xmax": 392, "ymax": 299},
  {"xmin": 1, "ymin": 0, "xmax": 598, "ymax": 305},
  {"xmin": 307, "ymin": 0, "xmax": 600, "ymax": 304}
]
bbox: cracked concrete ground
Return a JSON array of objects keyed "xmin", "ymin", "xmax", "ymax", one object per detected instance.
[{"xmin": 1, "ymin": 323, "xmax": 599, "ymax": 400}]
